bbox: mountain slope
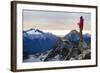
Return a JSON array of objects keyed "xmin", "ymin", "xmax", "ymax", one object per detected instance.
[
  {"xmin": 23, "ymin": 29, "xmax": 60, "ymax": 57},
  {"xmin": 64, "ymin": 30, "xmax": 91, "ymax": 45}
]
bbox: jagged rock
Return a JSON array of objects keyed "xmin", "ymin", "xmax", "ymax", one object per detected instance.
[
  {"xmin": 34, "ymin": 53, "xmax": 41, "ymax": 58},
  {"xmin": 44, "ymin": 39, "xmax": 74, "ymax": 61},
  {"xmin": 83, "ymin": 52, "xmax": 91, "ymax": 59}
]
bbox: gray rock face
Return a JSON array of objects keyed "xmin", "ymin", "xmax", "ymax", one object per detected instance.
[{"xmin": 43, "ymin": 30, "xmax": 91, "ymax": 61}]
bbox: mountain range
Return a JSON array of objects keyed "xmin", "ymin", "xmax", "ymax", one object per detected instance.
[
  {"xmin": 23, "ymin": 29, "xmax": 91, "ymax": 61},
  {"xmin": 23, "ymin": 28, "xmax": 60, "ymax": 58}
]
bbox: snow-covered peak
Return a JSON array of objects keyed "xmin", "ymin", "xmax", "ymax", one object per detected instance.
[
  {"xmin": 23, "ymin": 29, "xmax": 46, "ymax": 40},
  {"xmin": 26, "ymin": 29, "xmax": 42, "ymax": 35}
]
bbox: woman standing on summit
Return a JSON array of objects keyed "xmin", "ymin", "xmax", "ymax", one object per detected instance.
[{"xmin": 78, "ymin": 16, "xmax": 84, "ymax": 42}]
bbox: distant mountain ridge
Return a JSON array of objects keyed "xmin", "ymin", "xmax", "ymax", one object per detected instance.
[
  {"xmin": 64, "ymin": 30, "xmax": 91, "ymax": 45},
  {"xmin": 23, "ymin": 28, "xmax": 60, "ymax": 57}
]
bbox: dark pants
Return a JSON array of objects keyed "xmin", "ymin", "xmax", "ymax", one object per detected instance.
[
  {"xmin": 79, "ymin": 28, "xmax": 83, "ymax": 53},
  {"xmin": 80, "ymin": 28, "xmax": 83, "ymax": 42}
]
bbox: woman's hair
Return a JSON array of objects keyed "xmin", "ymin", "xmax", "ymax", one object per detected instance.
[{"xmin": 80, "ymin": 16, "xmax": 83, "ymax": 19}]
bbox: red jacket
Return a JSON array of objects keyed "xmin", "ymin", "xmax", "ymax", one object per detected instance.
[{"xmin": 79, "ymin": 17, "xmax": 84, "ymax": 29}]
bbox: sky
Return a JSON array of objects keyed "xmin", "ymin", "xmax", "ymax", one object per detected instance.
[{"xmin": 23, "ymin": 10, "xmax": 91, "ymax": 33}]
